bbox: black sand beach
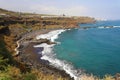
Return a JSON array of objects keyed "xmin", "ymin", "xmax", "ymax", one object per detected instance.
[{"xmin": 16, "ymin": 30, "xmax": 74, "ymax": 80}]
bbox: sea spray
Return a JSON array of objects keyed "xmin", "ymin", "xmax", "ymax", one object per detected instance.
[
  {"xmin": 97, "ymin": 26, "xmax": 120, "ymax": 29},
  {"xmin": 113, "ymin": 26, "xmax": 120, "ymax": 28},
  {"xmin": 35, "ymin": 29, "xmax": 80, "ymax": 80},
  {"xmin": 36, "ymin": 30, "xmax": 66, "ymax": 42}
]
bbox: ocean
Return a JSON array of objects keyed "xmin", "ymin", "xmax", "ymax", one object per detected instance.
[{"xmin": 35, "ymin": 20, "xmax": 120, "ymax": 79}]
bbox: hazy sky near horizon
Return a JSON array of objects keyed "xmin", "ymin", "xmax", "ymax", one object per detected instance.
[{"xmin": 0, "ymin": 0, "xmax": 120, "ymax": 20}]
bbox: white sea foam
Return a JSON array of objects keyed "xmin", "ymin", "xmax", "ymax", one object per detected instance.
[
  {"xmin": 98, "ymin": 26, "xmax": 104, "ymax": 29},
  {"xmin": 14, "ymin": 41, "xmax": 20, "ymax": 55},
  {"xmin": 36, "ymin": 30, "xmax": 65, "ymax": 42},
  {"xmin": 98, "ymin": 26, "xmax": 120, "ymax": 29},
  {"xmin": 34, "ymin": 43, "xmax": 55, "ymax": 55},
  {"xmin": 34, "ymin": 43, "xmax": 79, "ymax": 80},
  {"xmin": 68, "ymin": 29, "xmax": 71, "ymax": 30},
  {"xmin": 113, "ymin": 26, "xmax": 120, "ymax": 28},
  {"xmin": 34, "ymin": 29, "xmax": 80, "ymax": 80}
]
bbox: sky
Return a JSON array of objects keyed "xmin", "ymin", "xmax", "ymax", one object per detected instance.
[{"xmin": 0, "ymin": 0, "xmax": 120, "ymax": 20}]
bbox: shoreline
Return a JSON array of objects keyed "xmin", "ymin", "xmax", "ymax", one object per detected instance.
[
  {"xmin": 15, "ymin": 29, "xmax": 74, "ymax": 80},
  {"xmin": 35, "ymin": 29, "xmax": 82, "ymax": 80}
]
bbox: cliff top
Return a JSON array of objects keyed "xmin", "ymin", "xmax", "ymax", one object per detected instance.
[{"xmin": 0, "ymin": 8, "xmax": 56, "ymax": 17}]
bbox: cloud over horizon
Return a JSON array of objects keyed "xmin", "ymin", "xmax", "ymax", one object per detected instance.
[
  {"xmin": 30, "ymin": 5, "xmax": 88, "ymax": 16},
  {"xmin": 0, "ymin": 0, "xmax": 120, "ymax": 20}
]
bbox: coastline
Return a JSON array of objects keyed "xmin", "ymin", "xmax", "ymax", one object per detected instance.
[
  {"xmin": 15, "ymin": 29, "xmax": 74, "ymax": 80},
  {"xmin": 35, "ymin": 29, "xmax": 82, "ymax": 80}
]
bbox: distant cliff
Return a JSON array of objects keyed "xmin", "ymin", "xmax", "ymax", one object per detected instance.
[{"xmin": 0, "ymin": 8, "xmax": 95, "ymax": 29}]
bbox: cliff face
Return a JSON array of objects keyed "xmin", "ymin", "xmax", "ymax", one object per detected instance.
[
  {"xmin": 0, "ymin": 8, "xmax": 95, "ymax": 30},
  {"xmin": 0, "ymin": 17, "xmax": 79, "ymax": 29}
]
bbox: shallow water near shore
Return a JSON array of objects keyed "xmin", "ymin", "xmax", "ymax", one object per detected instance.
[
  {"xmin": 53, "ymin": 20, "xmax": 120, "ymax": 77},
  {"xmin": 35, "ymin": 20, "xmax": 120, "ymax": 79}
]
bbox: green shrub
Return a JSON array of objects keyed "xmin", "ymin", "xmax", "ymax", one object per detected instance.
[
  {"xmin": 0, "ymin": 55, "xmax": 8, "ymax": 70},
  {"xmin": 23, "ymin": 73, "xmax": 37, "ymax": 80},
  {"xmin": 0, "ymin": 76, "xmax": 12, "ymax": 80}
]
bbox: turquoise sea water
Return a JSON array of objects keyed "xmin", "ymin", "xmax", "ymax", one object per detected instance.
[{"xmin": 54, "ymin": 20, "xmax": 120, "ymax": 77}]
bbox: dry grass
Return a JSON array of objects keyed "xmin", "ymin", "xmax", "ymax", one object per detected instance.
[
  {"xmin": 0, "ymin": 66, "xmax": 69, "ymax": 80},
  {"xmin": 80, "ymin": 74, "xmax": 98, "ymax": 80},
  {"xmin": 103, "ymin": 75, "xmax": 115, "ymax": 80},
  {"xmin": 80, "ymin": 74, "xmax": 115, "ymax": 80}
]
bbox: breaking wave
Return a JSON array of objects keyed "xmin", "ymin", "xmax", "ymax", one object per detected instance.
[
  {"xmin": 80, "ymin": 26, "xmax": 120, "ymax": 30},
  {"xmin": 97, "ymin": 26, "xmax": 120, "ymax": 29},
  {"xmin": 113, "ymin": 26, "xmax": 120, "ymax": 28},
  {"xmin": 36, "ymin": 30, "xmax": 66, "ymax": 42},
  {"xmin": 98, "ymin": 26, "xmax": 120, "ymax": 29},
  {"xmin": 34, "ymin": 29, "xmax": 81, "ymax": 80}
]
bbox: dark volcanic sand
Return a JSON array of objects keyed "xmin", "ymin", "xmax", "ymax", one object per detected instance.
[
  {"xmin": 22, "ymin": 43, "xmax": 49, "ymax": 65},
  {"xmin": 17, "ymin": 30, "xmax": 73, "ymax": 80}
]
